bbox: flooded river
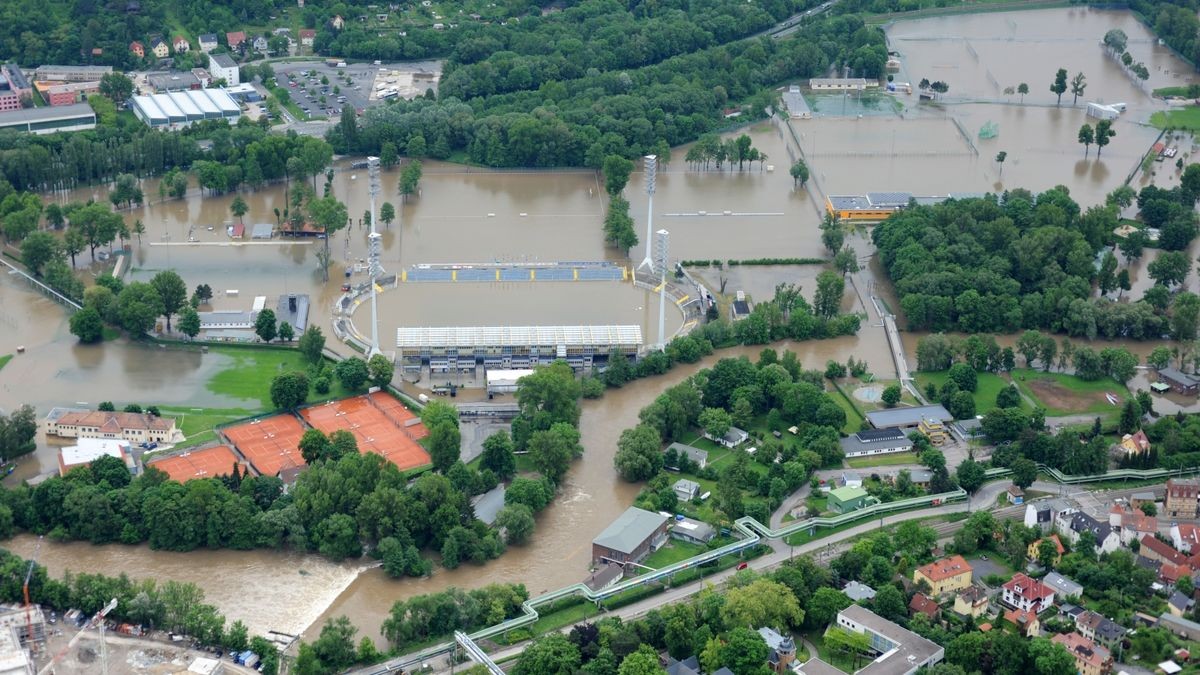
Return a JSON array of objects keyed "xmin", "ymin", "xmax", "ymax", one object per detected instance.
[{"xmin": 1, "ymin": 3, "xmax": 1196, "ymax": 650}]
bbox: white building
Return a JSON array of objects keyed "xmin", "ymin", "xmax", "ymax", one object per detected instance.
[
  {"xmin": 130, "ymin": 89, "xmax": 241, "ymax": 128},
  {"xmin": 485, "ymin": 368, "xmax": 534, "ymax": 395},
  {"xmin": 208, "ymin": 53, "xmax": 240, "ymax": 86},
  {"xmin": 57, "ymin": 438, "xmax": 134, "ymax": 476}
]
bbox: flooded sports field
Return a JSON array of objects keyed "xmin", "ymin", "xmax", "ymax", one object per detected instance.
[{"xmin": 0, "ymin": 3, "xmax": 1196, "ymax": 654}]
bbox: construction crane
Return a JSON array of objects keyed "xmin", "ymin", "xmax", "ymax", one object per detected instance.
[
  {"xmin": 22, "ymin": 536, "xmax": 41, "ymax": 648},
  {"xmin": 36, "ymin": 598, "xmax": 117, "ymax": 675}
]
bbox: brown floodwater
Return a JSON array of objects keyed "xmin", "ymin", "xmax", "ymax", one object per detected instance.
[{"xmin": 4, "ymin": 4, "xmax": 1196, "ymax": 650}]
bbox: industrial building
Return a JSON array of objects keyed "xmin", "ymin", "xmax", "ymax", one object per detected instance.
[
  {"xmin": 865, "ymin": 405, "xmax": 952, "ymax": 430},
  {"xmin": 396, "ymin": 325, "xmax": 642, "ymax": 373},
  {"xmin": 147, "ymin": 71, "xmax": 202, "ymax": 92},
  {"xmin": 33, "ymin": 64, "xmax": 111, "ymax": 82},
  {"xmin": 35, "ymin": 80, "xmax": 100, "ymax": 106},
  {"xmin": 591, "ymin": 506, "xmax": 669, "ymax": 566},
  {"xmin": 840, "ymin": 428, "xmax": 913, "ymax": 458},
  {"xmin": 130, "ymin": 89, "xmax": 241, "ymax": 128},
  {"xmin": 0, "ymin": 104, "xmax": 96, "ymax": 134}
]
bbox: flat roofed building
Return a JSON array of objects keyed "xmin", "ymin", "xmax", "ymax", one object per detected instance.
[
  {"xmin": 147, "ymin": 71, "xmax": 202, "ymax": 92},
  {"xmin": 398, "ymin": 325, "xmax": 642, "ymax": 372},
  {"xmin": 841, "ymin": 427, "xmax": 913, "ymax": 457},
  {"xmin": 835, "ymin": 605, "xmax": 943, "ymax": 675},
  {"xmin": 0, "ymin": 104, "xmax": 96, "ymax": 134},
  {"xmin": 33, "ymin": 65, "xmax": 111, "ymax": 82},
  {"xmin": 58, "ymin": 438, "xmax": 134, "ymax": 476},
  {"xmin": 782, "ymin": 84, "xmax": 812, "ymax": 119},
  {"xmin": 670, "ymin": 515, "xmax": 715, "ymax": 545},
  {"xmin": 486, "ymin": 368, "xmax": 534, "ymax": 394},
  {"xmin": 865, "ymin": 405, "xmax": 952, "ymax": 429},
  {"xmin": 208, "ymin": 53, "xmax": 240, "ymax": 86},
  {"xmin": 810, "ymin": 77, "xmax": 870, "ymax": 90},
  {"xmin": 592, "ymin": 506, "xmax": 669, "ymax": 566}
]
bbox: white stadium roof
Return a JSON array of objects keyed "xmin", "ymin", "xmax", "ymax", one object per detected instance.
[{"xmin": 397, "ymin": 325, "xmax": 643, "ymax": 348}]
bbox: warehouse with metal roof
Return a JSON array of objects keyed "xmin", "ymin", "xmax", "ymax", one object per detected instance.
[
  {"xmin": 130, "ymin": 89, "xmax": 240, "ymax": 128},
  {"xmin": 0, "ymin": 103, "xmax": 96, "ymax": 134}
]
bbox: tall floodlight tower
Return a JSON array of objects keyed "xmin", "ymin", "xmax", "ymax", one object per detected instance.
[
  {"xmin": 638, "ymin": 155, "xmax": 657, "ymax": 271},
  {"xmin": 367, "ymin": 156, "xmax": 383, "ymax": 357},
  {"xmin": 655, "ymin": 229, "xmax": 669, "ymax": 351}
]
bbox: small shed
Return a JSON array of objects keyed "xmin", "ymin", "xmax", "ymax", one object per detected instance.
[{"xmin": 250, "ymin": 223, "xmax": 274, "ymax": 239}]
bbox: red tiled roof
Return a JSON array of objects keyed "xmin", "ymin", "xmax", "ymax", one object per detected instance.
[
  {"xmin": 916, "ymin": 555, "xmax": 973, "ymax": 583},
  {"xmin": 1005, "ymin": 607, "xmax": 1038, "ymax": 628},
  {"xmin": 227, "ymin": 31, "xmax": 246, "ymax": 46},
  {"xmin": 1052, "ymin": 632, "xmax": 1110, "ymax": 670},
  {"xmin": 1003, "ymin": 573, "xmax": 1054, "ymax": 601},
  {"xmin": 1142, "ymin": 535, "xmax": 1188, "ymax": 565},
  {"xmin": 909, "ymin": 593, "xmax": 939, "ymax": 619},
  {"xmin": 1033, "ymin": 534, "xmax": 1065, "ymax": 555},
  {"xmin": 1162, "ymin": 563, "xmax": 1193, "ymax": 584},
  {"xmin": 56, "ymin": 410, "xmax": 174, "ymax": 433}
]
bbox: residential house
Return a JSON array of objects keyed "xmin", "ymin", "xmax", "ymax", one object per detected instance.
[
  {"xmin": 758, "ymin": 627, "xmax": 797, "ymax": 673},
  {"xmin": 665, "ymin": 442, "xmax": 707, "ymax": 470},
  {"xmin": 207, "ymin": 53, "xmax": 240, "ymax": 86},
  {"xmin": 828, "ymin": 486, "xmax": 871, "ymax": 514},
  {"xmin": 902, "ymin": 469, "xmax": 934, "ymax": 489},
  {"xmin": 299, "ymin": 29, "xmax": 316, "ymax": 47},
  {"xmin": 173, "ymin": 36, "xmax": 190, "ymax": 53},
  {"xmin": 844, "ymin": 581, "xmax": 876, "ymax": 602},
  {"xmin": 130, "ymin": 41, "xmax": 145, "ymax": 59},
  {"xmin": 1027, "ymin": 534, "xmax": 1065, "ymax": 566},
  {"xmin": 669, "ymin": 516, "xmax": 715, "ymax": 545},
  {"xmin": 1172, "ymin": 523, "xmax": 1200, "ymax": 553},
  {"xmin": 1160, "ymin": 562, "xmax": 1193, "ymax": 587},
  {"xmin": 226, "ymin": 31, "xmax": 247, "ymax": 51},
  {"xmin": 252, "ymin": 36, "xmax": 269, "ymax": 53},
  {"xmin": 909, "ymin": 593, "xmax": 940, "ymax": 621},
  {"xmin": 953, "ymin": 585, "xmax": 989, "ymax": 619},
  {"xmin": 1130, "ymin": 492, "xmax": 1157, "ymax": 511},
  {"xmin": 1076, "ymin": 610, "xmax": 1126, "ymax": 648},
  {"xmin": 704, "ymin": 426, "xmax": 749, "ymax": 448},
  {"xmin": 1060, "ymin": 511, "xmax": 1120, "ymax": 555},
  {"xmin": 1052, "ymin": 632, "xmax": 1112, "ymax": 675},
  {"xmin": 47, "ymin": 409, "xmax": 177, "ymax": 444},
  {"xmin": 1043, "ymin": 572, "xmax": 1084, "ymax": 600},
  {"xmin": 198, "ymin": 34, "xmax": 218, "ymax": 52},
  {"xmin": 841, "ymin": 471, "xmax": 863, "ymax": 489},
  {"xmin": 591, "ymin": 506, "xmax": 668, "ymax": 566},
  {"xmin": 1001, "ymin": 573, "xmax": 1055, "ymax": 613},
  {"xmin": 150, "ymin": 37, "xmax": 169, "ymax": 59},
  {"xmin": 1136, "ymin": 555, "xmax": 1164, "ymax": 577},
  {"xmin": 1004, "ymin": 608, "xmax": 1040, "ymax": 638},
  {"xmin": 673, "ymin": 478, "xmax": 700, "ymax": 502},
  {"xmin": 331, "ymin": 14, "xmax": 345, "ymax": 29},
  {"xmin": 1158, "ymin": 367, "xmax": 1200, "ymax": 396},
  {"xmin": 834, "ymin": 605, "xmax": 944, "ymax": 675},
  {"xmin": 1120, "ymin": 429, "xmax": 1151, "ymax": 455},
  {"xmin": 1169, "ymin": 590, "xmax": 1195, "ymax": 617},
  {"xmin": 1142, "ymin": 535, "xmax": 1188, "ymax": 566},
  {"xmin": 1025, "ymin": 503, "xmax": 1054, "ymax": 532},
  {"xmin": 839, "ymin": 427, "xmax": 913, "ymax": 458},
  {"xmin": 1166, "ymin": 479, "xmax": 1199, "ymax": 519},
  {"xmin": 1111, "ymin": 506, "xmax": 1158, "ymax": 546},
  {"xmin": 913, "ymin": 555, "xmax": 974, "ymax": 596},
  {"xmin": 1007, "ymin": 485, "xmax": 1025, "ymax": 505}
]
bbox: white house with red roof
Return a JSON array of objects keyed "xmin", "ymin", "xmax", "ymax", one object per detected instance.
[{"xmin": 1001, "ymin": 573, "xmax": 1055, "ymax": 613}]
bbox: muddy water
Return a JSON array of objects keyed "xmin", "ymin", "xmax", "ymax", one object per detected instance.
[{"xmin": 2, "ymin": 534, "xmax": 366, "ymax": 640}]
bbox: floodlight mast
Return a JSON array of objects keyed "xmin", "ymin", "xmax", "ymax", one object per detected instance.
[{"xmin": 638, "ymin": 155, "xmax": 657, "ymax": 271}]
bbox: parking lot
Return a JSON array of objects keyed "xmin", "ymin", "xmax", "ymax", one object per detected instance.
[{"xmin": 272, "ymin": 60, "xmax": 440, "ymax": 121}]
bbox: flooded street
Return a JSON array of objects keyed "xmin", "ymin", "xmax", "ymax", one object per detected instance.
[{"xmin": 0, "ymin": 3, "xmax": 1195, "ymax": 652}]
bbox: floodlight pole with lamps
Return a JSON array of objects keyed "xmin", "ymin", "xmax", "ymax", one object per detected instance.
[
  {"xmin": 367, "ymin": 156, "xmax": 383, "ymax": 358},
  {"xmin": 655, "ymin": 229, "xmax": 669, "ymax": 351},
  {"xmin": 638, "ymin": 155, "xmax": 657, "ymax": 272}
]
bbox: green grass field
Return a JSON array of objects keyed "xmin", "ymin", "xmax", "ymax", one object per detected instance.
[
  {"xmin": 0, "ymin": 355, "xmax": 10, "ymax": 372},
  {"xmin": 1010, "ymin": 368, "xmax": 1130, "ymax": 416},
  {"xmin": 156, "ymin": 405, "xmax": 260, "ymax": 449},
  {"xmin": 205, "ymin": 346, "xmax": 348, "ymax": 407},
  {"xmin": 914, "ymin": 370, "xmax": 1030, "ymax": 415},
  {"xmin": 1151, "ymin": 107, "xmax": 1200, "ymax": 132},
  {"xmin": 845, "ymin": 452, "xmax": 920, "ymax": 469},
  {"xmin": 1154, "ymin": 86, "xmax": 1198, "ymax": 98},
  {"xmin": 830, "ymin": 385, "xmax": 868, "ymax": 434},
  {"xmin": 644, "ymin": 540, "xmax": 708, "ymax": 568}
]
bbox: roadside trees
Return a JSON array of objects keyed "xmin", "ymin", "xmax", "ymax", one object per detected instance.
[{"xmin": 1050, "ymin": 68, "xmax": 1068, "ymax": 105}]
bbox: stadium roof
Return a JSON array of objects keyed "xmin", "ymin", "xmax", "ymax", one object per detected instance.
[{"xmin": 397, "ymin": 325, "xmax": 643, "ymax": 349}]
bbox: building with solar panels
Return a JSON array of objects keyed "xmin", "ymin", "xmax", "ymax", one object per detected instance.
[
  {"xmin": 130, "ymin": 89, "xmax": 241, "ymax": 128},
  {"xmin": 396, "ymin": 325, "xmax": 642, "ymax": 374}
]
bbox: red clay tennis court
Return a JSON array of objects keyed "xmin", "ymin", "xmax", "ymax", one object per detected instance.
[
  {"xmin": 222, "ymin": 414, "xmax": 307, "ymax": 476},
  {"xmin": 148, "ymin": 445, "xmax": 244, "ymax": 482},
  {"xmin": 300, "ymin": 394, "xmax": 431, "ymax": 471}
]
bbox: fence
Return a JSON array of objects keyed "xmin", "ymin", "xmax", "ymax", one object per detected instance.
[{"xmin": 0, "ymin": 255, "xmax": 81, "ymax": 311}]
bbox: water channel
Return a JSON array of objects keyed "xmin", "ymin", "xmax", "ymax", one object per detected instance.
[{"xmin": 0, "ymin": 4, "xmax": 1197, "ymax": 650}]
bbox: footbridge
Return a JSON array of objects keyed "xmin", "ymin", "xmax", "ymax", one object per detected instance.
[{"xmin": 352, "ymin": 464, "xmax": 1200, "ymax": 674}]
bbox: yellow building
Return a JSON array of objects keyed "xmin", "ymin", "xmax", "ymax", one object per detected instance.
[
  {"xmin": 1027, "ymin": 534, "xmax": 1065, "ymax": 565},
  {"xmin": 913, "ymin": 555, "xmax": 973, "ymax": 596},
  {"xmin": 151, "ymin": 38, "xmax": 170, "ymax": 58},
  {"xmin": 953, "ymin": 585, "xmax": 989, "ymax": 619},
  {"xmin": 918, "ymin": 416, "xmax": 946, "ymax": 445},
  {"xmin": 825, "ymin": 193, "xmax": 909, "ymax": 222}
]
